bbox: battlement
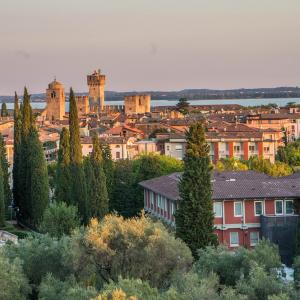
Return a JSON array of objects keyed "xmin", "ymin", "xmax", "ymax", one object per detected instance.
[
  {"xmin": 87, "ymin": 70, "xmax": 106, "ymax": 86},
  {"xmin": 124, "ymin": 94, "xmax": 151, "ymax": 115},
  {"xmin": 75, "ymin": 95, "xmax": 89, "ymax": 116}
]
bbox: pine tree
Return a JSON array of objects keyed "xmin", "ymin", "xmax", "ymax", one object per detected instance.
[
  {"xmin": 0, "ymin": 134, "xmax": 12, "ymax": 212},
  {"xmin": 89, "ymin": 135, "xmax": 109, "ymax": 219},
  {"xmin": 100, "ymin": 142, "xmax": 114, "ymax": 199},
  {"xmin": 0, "ymin": 162, "xmax": 5, "ymax": 227},
  {"xmin": 1, "ymin": 102, "xmax": 8, "ymax": 117},
  {"xmin": 176, "ymin": 98, "xmax": 190, "ymax": 115},
  {"xmin": 13, "ymin": 92, "xmax": 22, "ymax": 209},
  {"xmin": 69, "ymin": 88, "xmax": 87, "ymax": 221},
  {"xmin": 25, "ymin": 128, "xmax": 49, "ymax": 226},
  {"xmin": 175, "ymin": 122, "xmax": 217, "ymax": 258},
  {"xmin": 55, "ymin": 128, "xmax": 71, "ymax": 204}
]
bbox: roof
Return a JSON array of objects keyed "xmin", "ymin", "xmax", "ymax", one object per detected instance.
[{"xmin": 139, "ymin": 171, "xmax": 300, "ymax": 201}]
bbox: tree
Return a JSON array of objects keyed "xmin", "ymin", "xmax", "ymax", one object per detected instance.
[
  {"xmin": 0, "ymin": 162, "xmax": 5, "ymax": 227},
  {"xmin": 55, "ymin": 128, "xmax": 72, "ymax": 204},
  {"xmin": 84, "ymin": 214, "xmax": 193, "ymax": 288},
  {"xmin": 25, "ymin": 128, "xmax": 49, "ymax": 226},
  {"xmin": 176, "ymin": 98, "xmax": 190, "ymax": 115},
  {"xmin": 88, "ymin": 135, "xmax": 109, "ymax": 219},
  {"xmin": 0, "ymin": 134, "xmax": 12, "ymax": 212},
  {"xmin": 13, "ymin": 92, "xmax": 22, "ymax": 210},
  {"xmin": 1, "ymin": 102, "xmax": 8, "ymax": 117},
  {"xmin": 39, "ymin": 202, "xmax": 80, "ymax": 238},
  {"xmin": 100, "ymin": 142, "xmax": 114, "ymax": 199},
  {"xmin": 175, "ymin": 122, "xmax": 218, "ymax": 258},
  {"xmin": 0, "ymin": 252, "xmax": 31, "ymax": 300},
  {"xmin": 69, "ymin": 88, "xmax": 87, "ymax": 221}
]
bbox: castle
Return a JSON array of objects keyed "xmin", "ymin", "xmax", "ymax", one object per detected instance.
[
  {"xmin": 124, "ymin": 94, "xmax": 151, "ymax": 115},
  {"xmin": 43, "ymin": 69, "xmax": 106, "ymax": 121}
]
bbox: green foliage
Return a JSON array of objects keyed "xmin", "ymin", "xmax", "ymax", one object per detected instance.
[
  {"xmin": 195, "ymin": 240, "xmax": 282, "ymax": 287},
  {"xmin": 39, "ymin": 274, "xmax": 97, "ymax": 300},
  {"xmin": 176, "ymin": 122, "xmax": 218, "ymax": 258},
  {"xmin": 1, "ymin": 102, "xmax": 8, "ymax": 117},
  {"xmin": 277, "ymin": 139, "xmax": 300, "ymax": 166},
  {"xmin": 0, "ymin": 161, "xmax": 5, "ymax": 227},
  {"xmin": 55, "ymin": 128, "xmax": 72, "ymax": 204},
  {"xmin": 100, "ymin": 142, "xmax": 114, "ymax": 200},
  {"xmin": 39, "ymin": 202, "xmax": 80, "ymax": 238},
  {"xmin": 0, "ymin": 250, "xmax": 31, "ymax": 300},
  {"xmin": 85, "ymin": 214, "xmax": 193, "ymax": 289},
  {"xmin": 215, "ymin": 158, "xmax": 248, "ymax": 171},
  {"xmin": 176, "ymin": 98, "xmax": 190, "ymax": 115}
]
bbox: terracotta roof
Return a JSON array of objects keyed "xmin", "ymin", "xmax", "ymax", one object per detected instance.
[{"xmin": 139, "ymin": 171, "xmax": 300, "ymax": 201}]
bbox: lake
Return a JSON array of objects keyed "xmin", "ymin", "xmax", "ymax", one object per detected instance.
[{"xmin": 5, "ymin": 98, "xmax": 300, "ymax": 111}]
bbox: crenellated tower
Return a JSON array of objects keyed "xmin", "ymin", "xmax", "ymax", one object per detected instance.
[{"xmin": 87, "ymin": 69, "xmax": 106, "ymax": 112}]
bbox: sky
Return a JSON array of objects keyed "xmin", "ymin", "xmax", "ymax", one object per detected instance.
[{"xmin": 0, "ymin": 0, "xmax": 300, "ymax": 95}]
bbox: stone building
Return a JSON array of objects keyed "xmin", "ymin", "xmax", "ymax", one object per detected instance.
[
  {"xmin": 124, "ymin": 94, "xmax": 151, "ymax": 115},
  {"xmin": 75, "ymin": 95, "xmax": 89, "ymax": 117},
  {"xmin": 44, "ymin": 80, "xmax": 66, "ymax": 121},
  {"xmin": 87, "ymin": 69, "xmax": 106, "ymax": 112}
]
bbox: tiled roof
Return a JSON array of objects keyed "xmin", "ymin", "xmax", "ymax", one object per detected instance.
[{"xmin": 139, "ymin": 171, "xmax": 300, "ymax": 201}]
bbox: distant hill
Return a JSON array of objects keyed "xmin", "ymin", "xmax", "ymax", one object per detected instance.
[{"xmin": 1, "ymin": 87, "xmax": 300, "ymax": 102}]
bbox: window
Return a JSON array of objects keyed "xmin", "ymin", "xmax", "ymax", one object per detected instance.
[
  {"xmin": 254, "ymin": 201, "xmax": 263, "ymax": 216},
  {"xmin": 234, "ymin": 145, "xmax": 240, "ymax": 152},
  {"xmin": 285, "ymin": 200, "xmax": 294, "ymax": 215},
  {"xmin": 264, "ymin": 146, "xmax": 270, "ymax": 153},
  {"xmin": 175, "ymin": 145, "xmax": 183, "ymax": 151},
  {"xmin": 234, "ymin": 202, "xmax": 243, "ymax": 217},
  {"xmin": 116, "ymin": 151, "xmax": 120, "ymax": 159},
  {"xmin": 250, "ymin": 231, "xmax": 259, "ymax": 246},
  {"xmin": 275, "ymin": 200, "xmax": 283, "ymax": 215},
  {"xmin": 166, "ymin": 145, "xmax": 170, "ymax": 151},
  {"xmin": 213, "ymin": 202, "xmax": 223, "ymax": 218},
  {"xmin": 230, "ymin": 232, "xmax": 239, "ymax": 247},
  {"xmin": 249, "ymin": 145, "xmax": 255, "ymax": 152}
]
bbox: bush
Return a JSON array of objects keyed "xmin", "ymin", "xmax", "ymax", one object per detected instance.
[{"xmin": 39, "ymin": 202, "xmax": 80, "ymax": 238}]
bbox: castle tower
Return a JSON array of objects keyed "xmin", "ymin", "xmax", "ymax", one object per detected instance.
[
  {"xmin": 87, "ymin": 69, "xmax": 106, "ymax": 112},
  {"xmin": 45, "ymin": 79, "xmax": 65, "ymax": 121}
]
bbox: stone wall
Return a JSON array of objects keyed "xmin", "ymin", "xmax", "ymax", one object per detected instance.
[{"xmin": 124, "ymin": 94, "xmax": 151, "ymax": 115}]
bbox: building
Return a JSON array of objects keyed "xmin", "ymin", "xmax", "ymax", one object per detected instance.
[
  {"xmin": 75, "ymin": 95, "xmax": 89, "ymax": 117},
  {"xmin": 124, "ymin": 94, "xmax": 151, "ymax": 115},
  {"xmin": 164, "ymin": 123, "xmax": 282, "ymax": 163},
  {"xmin": 87, "ymin": 69, "xmax": 106, "ymax": 112},
  {"xmin": 139, "ymin": 170, "xmax": 300, "ymax": 263},
  {"xmin": 43, "ymin": 79, "xmax": 66, "ymax": 121}
]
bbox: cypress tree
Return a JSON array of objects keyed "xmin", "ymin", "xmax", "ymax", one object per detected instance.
[
  {"xmin": 55, "ymin": 128, "xmax": 71, "ymax": 204},
  {"xmin": 175, "ymin": 122, "xmax": 217, "ymax": 258},
  {"xmin": 100, "ymin": 142, "xmax": 114, "ymax": 199},
  {"xmin": 0, "ymin": 134, "xmax": 12, "ymax": 212},
  {"xmin": 1, "ymin": 102, "xmax": 8, "ymax": 117},
  {"xmin": 90, "ymin": 135, "xmax": 109, "ymax": 219},
  {"xmin": 13, "ymin": 92, "xmax": 22, "ymax": 209},
  {"xmin": 25, "ymin": 128, "xmax": 49, "ymax": 226},
  {"xmin": 0, "ymin": 162, "xmax": 5, "ymax": 227},
  {"xmin": 69, "ymin": 88, "xmax": 87, "ymax": 221}
]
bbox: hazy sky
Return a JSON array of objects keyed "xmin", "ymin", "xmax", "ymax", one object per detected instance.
[{"xmin": 0, "ymin": 0, "xmax": 300, "ymax": 94}]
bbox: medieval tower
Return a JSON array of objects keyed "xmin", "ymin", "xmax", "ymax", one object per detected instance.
[
  {"xmin": 87, "ymin": 69, "xmax": 106, "ymax": 112},
  {"xmin": 45, "ymin": 79, "xmax": 65, "ymax": 121}
]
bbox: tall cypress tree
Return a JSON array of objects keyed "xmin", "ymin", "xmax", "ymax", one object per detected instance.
[
  {"xmin": 90, "ymin": 135, "xmax": 109, "ymax": 219},
  {"xmin": 100, "ymin": 142, "xmax": 114, "ymax": 199},
  {"xmin": 13, "ymin": 92, "xmax": 22, "ymax": 209},
  {"xmin": 69, "ymin": 88, "xmax": 87, "ymax": 221},
  {"xmin": 1, "ymin": 102, "xmax": 8, "ymax": 117},
  {"xmin": 55, "ymin": 128, "xmax": 71, "ymax": 204},
  {"xmin": 0, "ymin": 134, "xmax": 12, "ymax": 212},
  {"xmin": 175, "ymin": 122, "xmax": 217, "ymax": 258},
  {"xmin": 25, "ymin": 128, "xmax": 49, "ymax": 226},
  {"xmin": 0, "ymin": 162, "xmax": 5, "ymax": 227}
]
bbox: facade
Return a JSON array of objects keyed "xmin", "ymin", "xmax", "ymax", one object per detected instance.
[
  {"xmin": 139, "ymin": 171, "xmax": 300, "ymax": 260},
  {"xmin": 44, "ymin": 80, "xmax": 66, "ymax": 121},
  {"xmin": 87, "ymin": 70, "xmax": 106, "ymax": 112},
  {"xmin": 164, "ymin": 123, "xmax": 281, "ymax": 163},
  {"xmin": 75, "ymin": 95, "xmax": 89, "ymax": 117},
  {"xmin": 124, "ymin": 94, "xmax": 151, "ymax": 115}
]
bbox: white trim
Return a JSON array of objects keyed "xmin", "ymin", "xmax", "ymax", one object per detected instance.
[
  {"xmin": 234, "ymin": 201, "xmax": 243, "ymax": 217},
  {"xmin": 275, "ymin": 200, "xmax": 283, "ymax": 215},
  {"xmin": 230, "ymin": 232, "xmax": 239, "ymax": 247},
  {"xmin": 250, "ymin": 231, "xmax": 260, "ymax": 246},
  {"xmin": 285, "ymin": 200, "xmax": 294, "ymax": 215},
  {"xmin": 215, "ymin": 223, "xmax": 260, "ymax": 230},
  {"xmin": 254, "ymin": 201, "xmax": 264, "ymax": 216},
  {"xmin": 214, "ymin": 202, "xmax": 223, "ymax": 218}
]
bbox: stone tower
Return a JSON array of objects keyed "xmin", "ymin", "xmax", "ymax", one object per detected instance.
[
  {"xmin": 124, "ymin": 94, "xmax": 151, "ymax": 115},
  {"xmin": 87, "ymin": 69, "xmax": 106, "ymax": 112},
  {"xmin": 45, "ymin": 79, "xmax": 65, "ymax": 121}
]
